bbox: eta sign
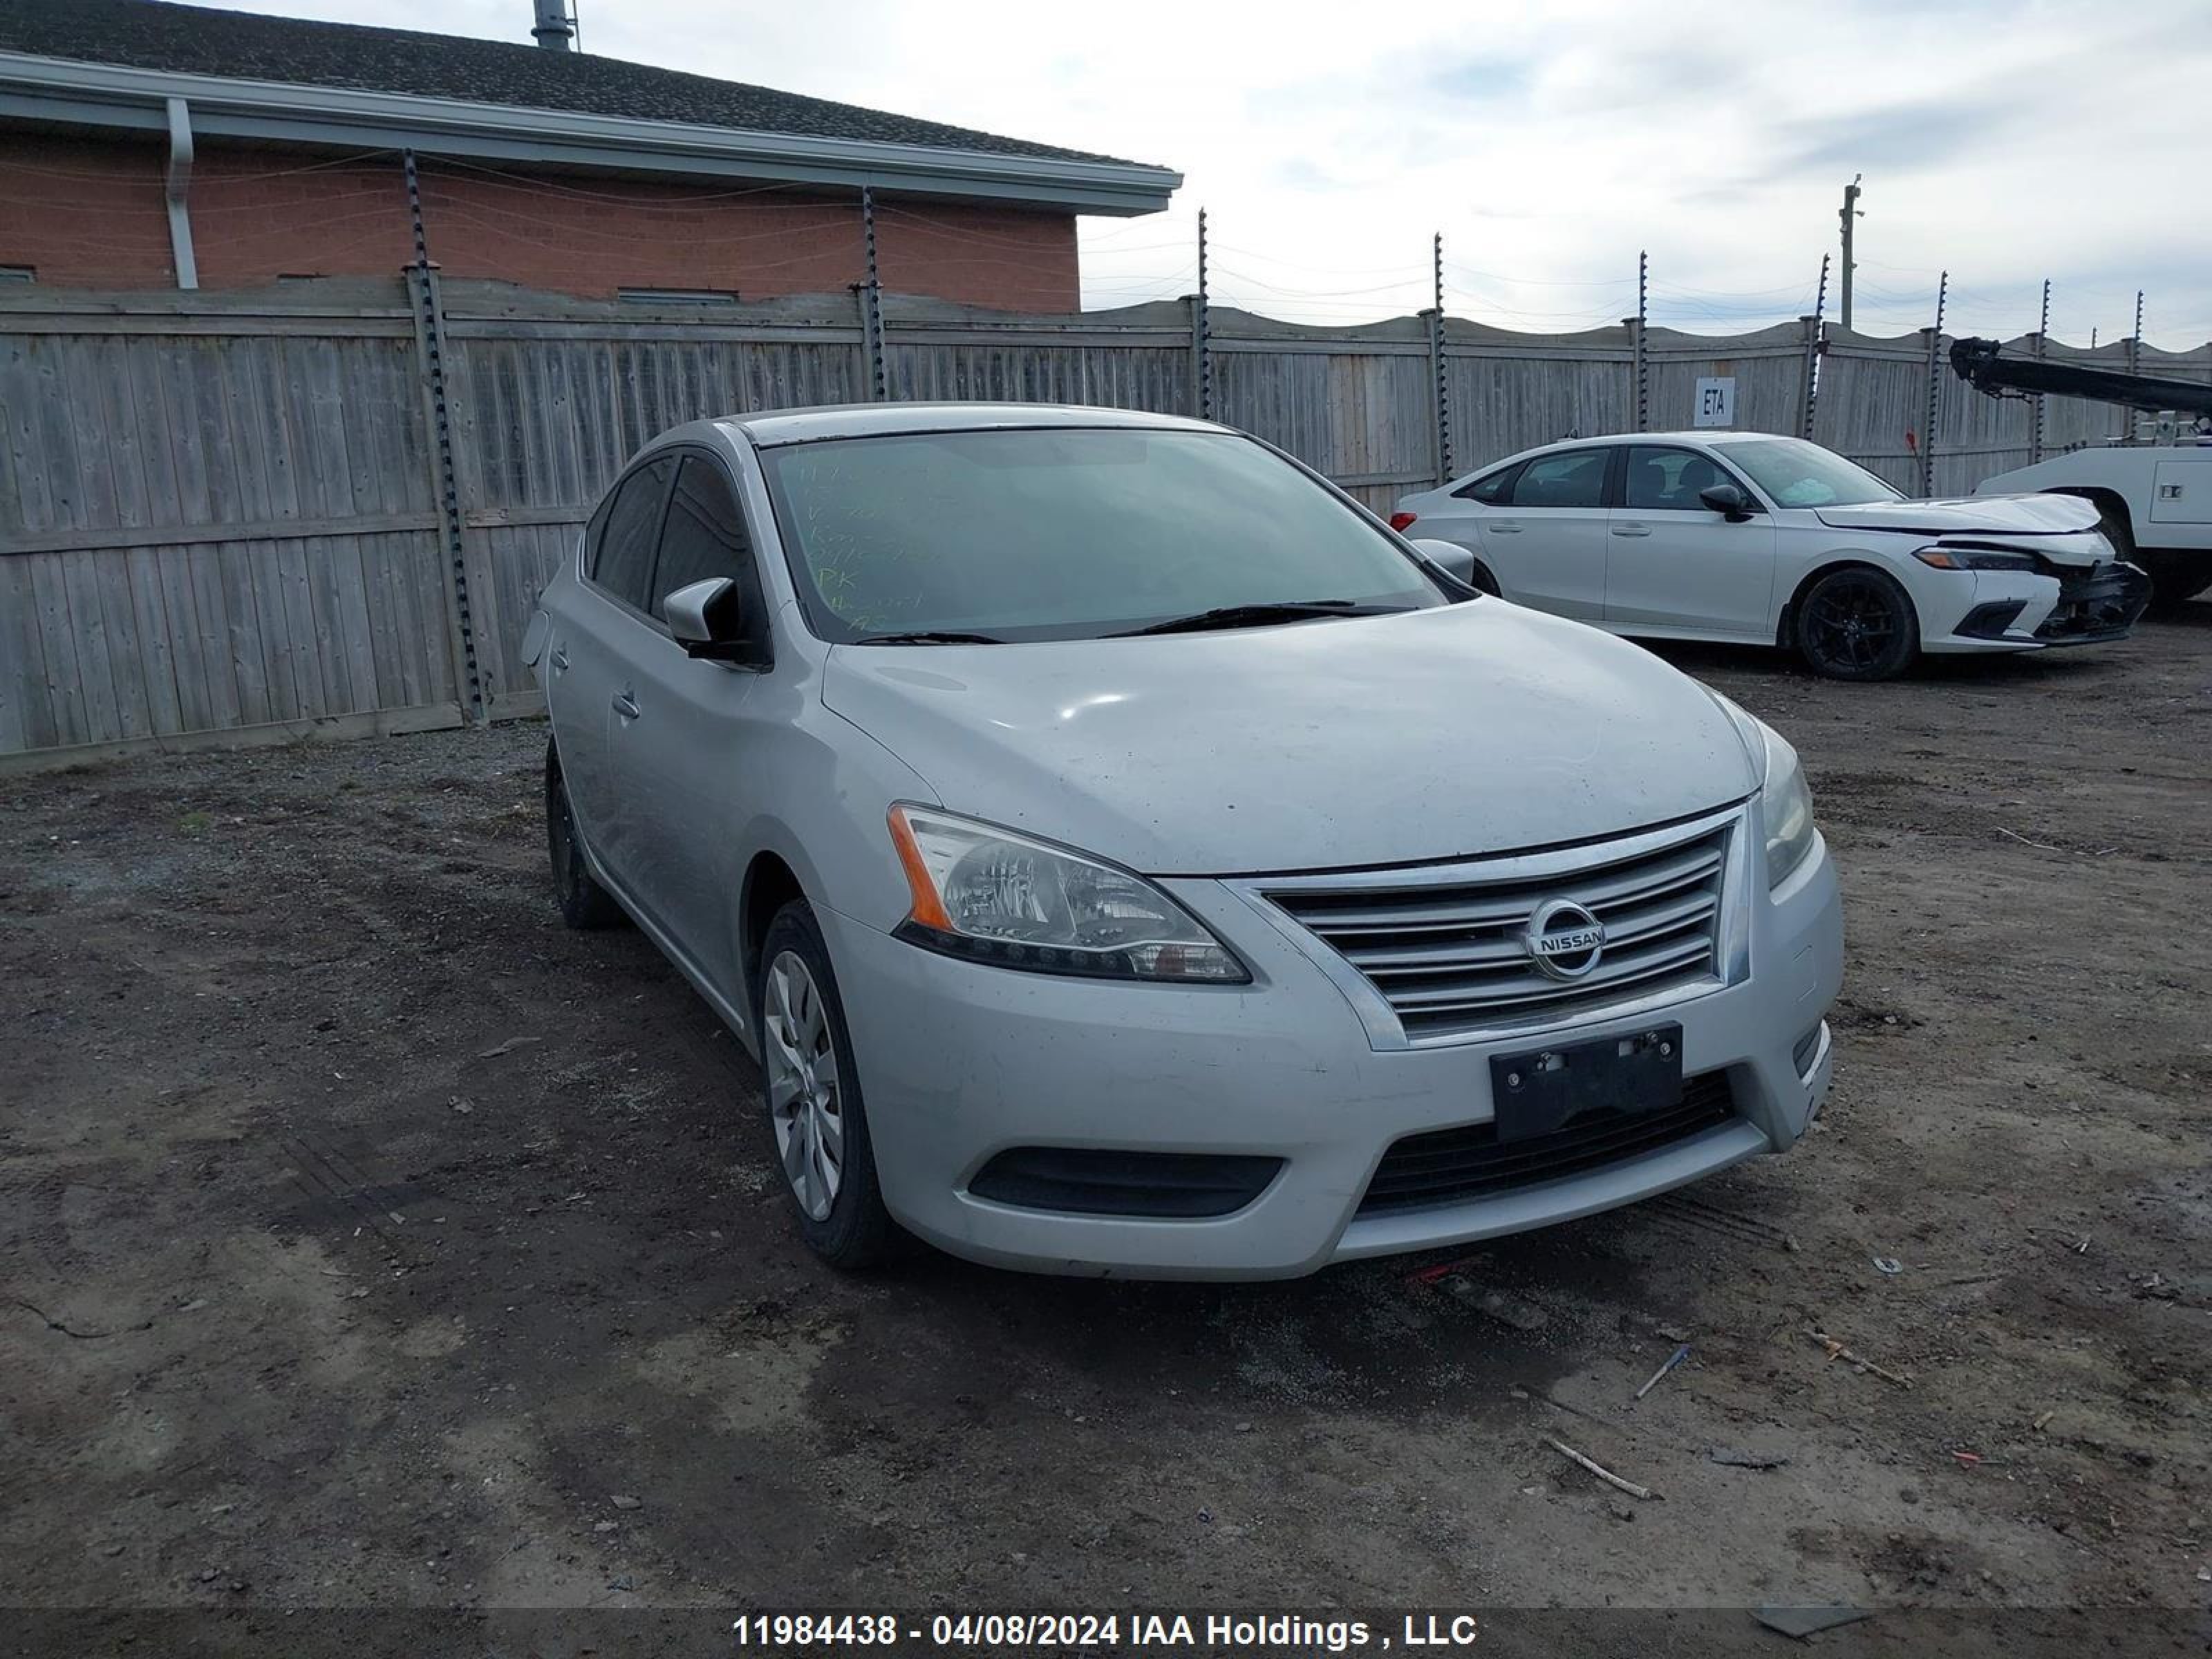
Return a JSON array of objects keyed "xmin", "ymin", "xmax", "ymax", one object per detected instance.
[{"xmin": 1694, "ymin": 376, "xmax": 1736, "ymax": 428}]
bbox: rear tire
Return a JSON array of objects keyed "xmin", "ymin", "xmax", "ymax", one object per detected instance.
[
  {"xmin": 754, "ymin": 901, "xmax": 894, "ymax": 1271},
  {"xmin": 545, "ymin": 741, "xmax": 622, "ymax": 930},
  {"xmin": 1794, "ymin": 567, "xmax": 1919, "ymax": 682}
]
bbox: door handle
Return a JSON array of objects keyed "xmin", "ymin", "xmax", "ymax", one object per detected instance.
[
  {"xmin": 1487, "ymin": 523, "xmax": 1524, "ymax": 534},
  {"xmin": 550, "ymin": 644, "xmax": 570, "ymax": 673},
  {"xmin": 1611, "ymin": 524, "xmax": 1652, "ymax": 538},
  {"xmin": 612, "ymin": 688, "xmax": 641, "ymax": 721}
]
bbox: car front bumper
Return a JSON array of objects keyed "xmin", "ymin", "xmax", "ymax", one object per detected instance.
[
  {"xmin": 820, "ymin": 831, "xmax": 1844, "ymax": 1280},
  {"xmin": 1925, "ymin": 559, "xmax": 2151, "ymax": 653}
]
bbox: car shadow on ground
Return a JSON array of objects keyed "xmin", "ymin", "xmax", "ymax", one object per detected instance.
[{"xmin": 1631, "ymin": 632, "xmax": 2141, "ymax": 690}]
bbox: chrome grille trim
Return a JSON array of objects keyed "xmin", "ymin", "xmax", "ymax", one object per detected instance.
[{"xmin": 1233, "ymin": 805, "xmax": 1752, "ymax": 1050}]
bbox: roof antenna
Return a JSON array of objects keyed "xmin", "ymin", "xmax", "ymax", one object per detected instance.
[{"xmin": 532, "ymin": 0, "xmax": 577, "ymax": 50}]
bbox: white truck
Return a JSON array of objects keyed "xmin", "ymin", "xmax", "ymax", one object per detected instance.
[{"xmin": 1952, "ymin": 337, "xmax": 2212, "ymax": 606}]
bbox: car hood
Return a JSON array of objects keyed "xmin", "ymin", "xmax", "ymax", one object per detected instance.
[
  {"xmin": 821, "ymin": 602, "xmax": 1758, "ymax": 876},
  {"xmin": 1812, "ymin": 493, "xmax": 2099, "ymax": 536}
]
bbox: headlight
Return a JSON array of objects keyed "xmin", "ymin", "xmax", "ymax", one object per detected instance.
[
  {"xmin": 1913, "ymin": 547, "xmax": 2043, "ymax": 573},
  {"xmin": 1759, "ymin": 726, "xmax": 1817, "ymax": 889},
  {"xmin": 885, "ymin": 805, "xmax": 1249, "ymax": 983}
]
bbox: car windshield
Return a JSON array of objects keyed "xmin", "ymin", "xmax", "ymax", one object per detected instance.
[
  {"xmin": 758, "ymin": 427, "xmax": 1446, "ymax": 644},
  {"xmin": 1709, "ymin": 437, "xmax": 1903, "ymax": 508}
]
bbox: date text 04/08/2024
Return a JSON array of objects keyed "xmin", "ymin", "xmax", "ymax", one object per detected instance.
[{"xmin": 729, "ymin": 1613, "xmax": 1484, "ymax": 1650}]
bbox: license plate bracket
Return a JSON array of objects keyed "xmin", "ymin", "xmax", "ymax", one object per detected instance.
[{"xmin": 1489, "ymin": 1024, "xmax": 1683, "ymax": 1143}]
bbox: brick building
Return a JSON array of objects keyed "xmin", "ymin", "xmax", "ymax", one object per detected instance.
[{"xmin": 0, "ymin": 0, "xmax": 1179, "ymax": 310}]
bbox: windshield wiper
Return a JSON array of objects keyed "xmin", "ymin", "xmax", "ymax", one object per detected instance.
[
  {"xmin": 851, "ymin": 630, "xmax": 1006, "ymax": 646},
  {"xmin": 1112, "ymin": 600, "xmax": 1409, "ymax": 638}
]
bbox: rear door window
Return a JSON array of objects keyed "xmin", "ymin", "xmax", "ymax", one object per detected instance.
[
  {"xmin": 590, "ymin": 456, "xmax": 677, "ymax": 615},
  {"xmin": 1506, "ymin": 449, "xmax": 1609, "ymax": 508}
]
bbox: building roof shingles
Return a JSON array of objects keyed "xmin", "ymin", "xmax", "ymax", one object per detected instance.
[{"xmin": 0, "ymin": 0, "xmax": 1143, "ymax": 167}]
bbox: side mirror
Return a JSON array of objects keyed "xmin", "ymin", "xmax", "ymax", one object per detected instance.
[
  {"xmin": 665, "ymin": 577, "xmax": 753, "ymax": 664},
  {"xmin": 1409, "ymin": 536, "xmax": 1480, "ymax": 587},
  {"xmin": 1700, "ymin": 483, "xmax": 1754, "ymax": 521}
]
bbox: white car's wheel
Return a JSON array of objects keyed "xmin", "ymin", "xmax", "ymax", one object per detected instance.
[{"xmin": 1794, "ymin": 568, "xmax": 1919, "ymax": 681}]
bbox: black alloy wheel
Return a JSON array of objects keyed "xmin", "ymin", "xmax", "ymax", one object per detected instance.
[{"xmin": 1796, "ymin": 568, "xmax": 1918, "ymax": 682}]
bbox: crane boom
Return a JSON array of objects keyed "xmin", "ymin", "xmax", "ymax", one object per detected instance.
[{"xmin": 1949, "ymin": 337, "xmax": 2212, "ymax": 420}]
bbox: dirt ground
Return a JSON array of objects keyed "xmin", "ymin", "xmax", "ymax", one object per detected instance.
[{"xmin": 3, "ymin": 606, "xmax": 2209, "ymax": 1652}]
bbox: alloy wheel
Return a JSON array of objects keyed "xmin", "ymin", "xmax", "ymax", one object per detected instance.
[
  {"xmin": 1804, "ymin": 575, "xmax": 1900, "ymax": 674},
  {"xmin": 762, "ymin": 950, "xmax": 844, "ymax": 1221}
]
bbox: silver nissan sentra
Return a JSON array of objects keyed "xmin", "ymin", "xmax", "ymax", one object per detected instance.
[{"xmin": 525, "ymin": 403, "xmax": 1843, "ymax": 1280}]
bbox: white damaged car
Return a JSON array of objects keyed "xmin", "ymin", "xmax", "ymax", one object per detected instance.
[{"xmin": 1392, "ymin": 433, "xmax": 2150, "ymax": 679}]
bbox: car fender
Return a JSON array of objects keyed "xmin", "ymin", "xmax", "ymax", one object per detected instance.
[{"xmin": 1774, "ymin": 547, "xmax": 1936, "ymax": 646}]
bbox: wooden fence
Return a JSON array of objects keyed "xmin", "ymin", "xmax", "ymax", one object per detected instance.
[{"xmin": 2, "ymin": 275, "xmax": 2208, "ymax": 767}]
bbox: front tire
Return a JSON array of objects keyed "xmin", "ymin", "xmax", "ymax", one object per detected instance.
[
  {"xmin": 1795, "ymin": 567, "xmax": 1919, "ymax": 681},
  {"xmin": 545, "ymin": 742, "xmax": 622, "ymax": 930},
  {"xmin": 754, "ymin": 901, "xmax": 894, "ymax": 1270}
]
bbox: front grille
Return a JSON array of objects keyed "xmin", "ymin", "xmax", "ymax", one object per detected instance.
[
  {"xmin": 1358, "ymin": 1071, "xmax": 1736, "ymax": 1215},
  {"xmin": 2035, "ymin": 561, "xmax": 2149, "ymax": 640},
  {"xmin": 1262, "ymin": 821, "xmax": 1732, "ymax": 1042}
]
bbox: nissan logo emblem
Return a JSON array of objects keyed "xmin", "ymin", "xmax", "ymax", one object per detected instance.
[{"xmin": 1523, "ymin": 898, "xmax": 1606, "ymax": 982}]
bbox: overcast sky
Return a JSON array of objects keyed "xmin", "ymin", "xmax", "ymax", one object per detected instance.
[{"xmin": 223, "ymin": 0, "xmax": 2212, "ymax": 347}]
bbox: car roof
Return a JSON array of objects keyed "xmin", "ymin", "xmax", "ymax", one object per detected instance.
[
  {"xmin": 1457, "ymin": 428, "xmax": 1800, "ymax": 474},
  {"xmin": 711, "ymin": 402, "xmax": 1228, "ymax": 449},
  {"xmin": 1539, "ymin": 430, "xmax": 1797, "ymax": 449}
]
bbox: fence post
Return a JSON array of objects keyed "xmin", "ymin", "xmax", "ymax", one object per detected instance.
[
  {"xmin": 402, "ymin": 150, "xmax": 485, "ymax": 727},
  {"xmin": 859, "ymin": 185, "xmax": 888, "ymax": 400},
  {"xmin": 1799, "ymin": 252, "xmax": 1830, "ymax": 440},
  {"xmin": 1633, "ymin": 250, "xmax": 1649, "ymax": 432},
  {"xmin": 2030, "ymin": 278, "xmax": 2050, "ymax": 464},
  {"xmin": 1919, "ymin": 270, "xmax": 1948, "ymax": 498},
  {"xmin": 2122, "ymin": 288, "xmax": 2144, "ymax": 441},
  {"xmin": 1187, "ymin": 208, "xmax": 1213, "ymax": 420},
  {"xmin": 1427, "ymin": 231, "xmax": 1452, "ymax": 483}
]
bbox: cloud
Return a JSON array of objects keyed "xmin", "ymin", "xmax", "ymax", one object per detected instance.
[{"xmin": 1763, "ymin": 93, "xmax": 2025, "ymax": 180}]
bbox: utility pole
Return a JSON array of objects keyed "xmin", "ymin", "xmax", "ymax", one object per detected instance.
[{"xmin": 1837, "ymin": 174, "xmax": 1862, "ymax": 332}]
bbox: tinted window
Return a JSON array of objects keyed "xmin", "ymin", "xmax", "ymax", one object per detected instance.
[
  {"xmin": 653, "ymin": 457, "xmax": 755, "ymax": 618},
  {"xmin": 590, "ymin": 456, "xmax": 676, "ymax": 612},
  {"xmin": 760, "ymin": 428, "xmax": 1445, "ymax": 644},
  {"xmin": 1625, "ymin": 447, "xmax": 1736, "ymax": 511},
  {"xmin": 1508, "ymin": 450, "xmax": 1609, "ymax": 509},
  {"xmin": 1454, "ymin": 463, "xmax": 1521, "ymax": 505}
]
